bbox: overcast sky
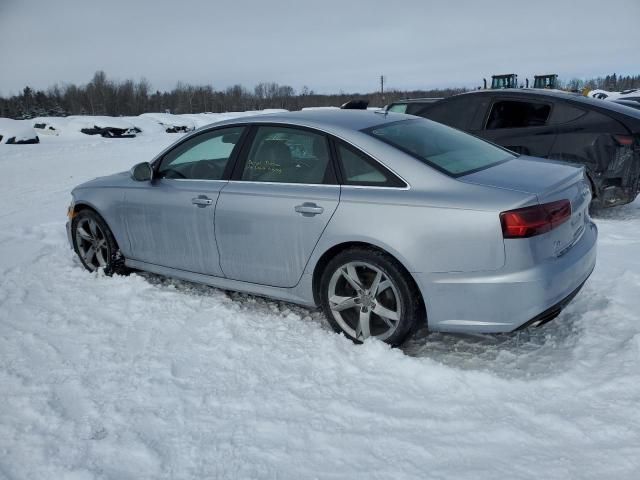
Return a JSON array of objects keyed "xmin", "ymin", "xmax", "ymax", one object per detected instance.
[{"xmin": 1, "ymin": 0, "xmax": 638, "ymax": 95}]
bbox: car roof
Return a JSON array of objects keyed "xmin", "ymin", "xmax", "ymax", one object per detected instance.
[
  {"xmin": 389, "ymin": 97, "xmax": 443, "ymax": 104},
  {"xmin": 452, "ymin": 89, "xmax": 640, "ymax": 120},
  {"xmin": 202, "ymin": 109, "xmax": 412, "ymax": 133}
]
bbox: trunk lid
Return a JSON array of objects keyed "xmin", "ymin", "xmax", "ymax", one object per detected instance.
[{"xmin": 461, "ymin": 156, "xmax": 591, "ymax": 258}]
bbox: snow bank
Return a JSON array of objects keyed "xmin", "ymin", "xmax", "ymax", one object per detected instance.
[
  {"xmin": 1, "ymin": 109, "xmax": 288, "ymax": 141},
  {"xmin": 0, "ymin": 118, "xmax": 39, "ymax": 144},
  {"xmin": 0, "ymin": 136, "xmax": 639, "ymax": 479}
]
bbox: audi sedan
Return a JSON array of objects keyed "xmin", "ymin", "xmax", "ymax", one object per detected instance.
[{"xmin": 66, "ymin": 110, "xmax": 597, "ymax": 345}]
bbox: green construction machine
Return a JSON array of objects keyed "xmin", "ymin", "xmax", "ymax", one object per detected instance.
[
  {"xmin": 489, "ymin": 74, "xmax": 518, "ymax": 89},
  {"xmin": 533, "ymin": 74, "xmax": 558, "ymax": 89}
]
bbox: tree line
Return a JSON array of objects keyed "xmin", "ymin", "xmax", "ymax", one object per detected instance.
[
  {"xmin": 563, "ymin": 73, "xmax": 640, "ymax": 92},
  {"xmin": 1, "ymin": 70, "xmax": 639, "ymax": 120}
]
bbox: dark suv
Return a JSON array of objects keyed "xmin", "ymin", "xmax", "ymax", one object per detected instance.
[{"xmin": 413, "ymin": 89, "xmax": 640, "ymax": 208}]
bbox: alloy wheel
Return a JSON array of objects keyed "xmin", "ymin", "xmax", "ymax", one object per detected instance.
[
  {"xmin": 327, "ymin": 261, "xmax": 402, "ymax": 342},
  {"xmin": 74, "ymin": 217, "xmax": 110, "ymax": 271}
]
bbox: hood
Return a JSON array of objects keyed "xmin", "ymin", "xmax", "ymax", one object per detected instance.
[
  {"xmin": 459, "ymin": 156, "xmax": 583, "ymax": 195},
  {"xmin": 73, "ymin": 171, "xmax": 130, "ymax": 191}
]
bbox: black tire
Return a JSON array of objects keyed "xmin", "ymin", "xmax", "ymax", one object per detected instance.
[
  {"xmin": 71, "ymin": 209, "xmax": 127, "ymax": 276},
  {"xmin": 319, "ymin": 247, "xmax": 422, "ymax": 346}
]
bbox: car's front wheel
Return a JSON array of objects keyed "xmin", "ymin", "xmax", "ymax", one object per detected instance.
[
  {"xmin": 319, "ymin": 248, "xmax": 422, "ymax": 346},
  {"xmin": 72, "ymin": 209, "xmax": 125, "ymax": 275}
]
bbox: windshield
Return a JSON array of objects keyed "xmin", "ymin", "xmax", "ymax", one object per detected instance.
[{"xmin": 365, "ymin": 119, "xmax": 515, "ymax": 176}]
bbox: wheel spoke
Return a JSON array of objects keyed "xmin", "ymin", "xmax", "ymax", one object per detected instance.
[
  {"xmin": 342, "ymin": 264, "xmax": 363, "ymax": 292},
  {"xmin": 329, "ymin": 295, "xmax": 359, "ymax": 312},
  {"xmin": 88, "ymin": 219, "xmax": 99, "ymax": 237},
  {"xmin": 83, "ymin": 246, "xmax": 96, "ymax": 265},
  {"xmin": 376, "ymin": 280, "xmax": 392, "ymax": 296},
  {"xmin": 369, "ymin": 271, "xmax": 382, "ymax": 295},
  {"xmin": 95, "ymin": 247, "xmax": 107, "ymax": 266},
  {"xmin": 77, "ymin": 225, "xmax": 93, "ymax": 241},
  {"xmin": 373, "ymin": 304, "xmax": 400, "ymax": 323},
  {"xmin": 356, "ymin": 309, "xmax": 371, "ymax": 340}
]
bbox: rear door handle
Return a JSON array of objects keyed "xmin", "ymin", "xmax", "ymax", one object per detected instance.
[
  {"xmin": 192, "ymin": 196, "xmax": 213, "ymax": 207},
  {"xmin": 295, "ymin": 202, "xmax": 324, "ymax": 216}
]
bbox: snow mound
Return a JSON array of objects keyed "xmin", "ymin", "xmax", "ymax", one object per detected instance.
[
  {"xmin": 1, "ymin": 109, "xmax": 288, "ymax": 142},
  {"xmin": 0, "ymin": 118, "xmax": 39, "ymax": 144}
]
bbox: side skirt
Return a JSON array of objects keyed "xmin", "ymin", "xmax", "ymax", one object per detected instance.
[{"xmin": 124, "ymin": 258, "xmax": 317, "ymax": 308}]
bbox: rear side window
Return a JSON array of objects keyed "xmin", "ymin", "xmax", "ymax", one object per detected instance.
[
  {"xmin": 419, "ymin": 97, "xmax": 486, "ymax": 130},
  {"xmin": 336, "ymin": 143, "xmax": 405, "ymax": 187},
  {"xmin": 241, "ymin": 126, "xmax": 332, "ymax": 184},
  {"xmin": 486, "ymin": 100, "xmax": 551, "ymax": 129},
  {"xmin": 548, "ymin": 103, "xmax": 586, "ymax": 124},
  {"xmin": 406, "ymin": 103, "xmax": 432, "ymax": 115}
]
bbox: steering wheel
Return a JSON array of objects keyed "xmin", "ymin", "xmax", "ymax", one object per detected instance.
[
  {"xmin": 191, "ymin": 161, "xmax": 222, "ymax": 180},
  {"xmin": 161, "ymin": 169, "xmax": 187, "ymax": 179}
]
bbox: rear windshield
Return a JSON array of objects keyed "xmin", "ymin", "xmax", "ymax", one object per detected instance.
[{"xmin": 364, "ymin": 118, "xmax": 514, "ymax": 176}]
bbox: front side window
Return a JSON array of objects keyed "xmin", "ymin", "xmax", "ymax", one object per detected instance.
[
  {"xmin": 365, "ymin": 118, "xmax": 514, "ymax": 176},
  {"xmin": 241, "ymin": 126, "xmax": 331, "ymax": 184},
  {"xmin": 486, "ymin": 100, "xmax": 551, "ymax": 129},
  {"xmin": 387, "ymin": 103, "xmax": 408, "ymax": 113},
  {"xmin": 157, "ymin": 127, "xmax": 245, "ymax": 180}
]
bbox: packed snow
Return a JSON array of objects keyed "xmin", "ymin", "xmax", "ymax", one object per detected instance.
[{"xmin": 1, "ymin": 115, "xmax": 639, "ymax": 479}]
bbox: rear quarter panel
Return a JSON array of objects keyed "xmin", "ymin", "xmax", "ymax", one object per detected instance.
[{"xmin": 306, "ymin": 183, "xmax": 534, "ymax": 276}]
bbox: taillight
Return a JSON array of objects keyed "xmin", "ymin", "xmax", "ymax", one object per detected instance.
[
  {"xmin": 500, "ymin": 200, "xmax": 572, "ymax": 239},
  {"xmin": 613, "ymin": 134, "xmax": 634, "ymax": 146}
]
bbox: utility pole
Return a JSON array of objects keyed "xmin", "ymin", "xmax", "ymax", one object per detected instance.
[{"xmin": 380, "ymin": 75, "xmax": 385, "ymax": 96}]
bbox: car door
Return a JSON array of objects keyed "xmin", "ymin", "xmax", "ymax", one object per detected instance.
[
  {"xmin": 215, "ymin": 124, "xmax": 340, "ymax": 288},
  {"xmin": 124, "ymin": 126, "xmax": 246, "ymax": 275},
  {"xmin": 477, "ymin": 98, "xmax": 557, "ymax": 157}
]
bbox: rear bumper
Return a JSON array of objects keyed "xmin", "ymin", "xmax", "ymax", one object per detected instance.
[
  {"xmin": 515, "ymin": 276, "xmax": 589, "ymax": 330},
  {"xmin": 417, "ymin": 220, "xmax": 598, "ymax": 333}
]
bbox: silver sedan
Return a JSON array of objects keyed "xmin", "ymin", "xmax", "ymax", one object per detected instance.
[{"xmin": 66, "ymin": 110, "xmax": 597, "ymax": 345}]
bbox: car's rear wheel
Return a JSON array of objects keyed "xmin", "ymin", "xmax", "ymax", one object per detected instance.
[
  {"xmin": 319, "ymin": 248, "xmax": 421, "ymax": 346},
  {"xmin": 72, "ymin": 209, "xmax": 125, "ymax": 275}
]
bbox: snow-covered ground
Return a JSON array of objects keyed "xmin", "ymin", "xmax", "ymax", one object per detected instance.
[{"xmin": 1, "ymin": 122, "xmax": 639, "ymax": 479}]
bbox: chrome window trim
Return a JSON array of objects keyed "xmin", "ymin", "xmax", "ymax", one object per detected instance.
[
  {"xmin": 163, "ymin": 178, "xmax": 228, "ymax": 183},
  {"xmin": 225, "ymin": 180, "xmax": 341, "ymax": 188},
  {"xmin": 226, "ymin": 180, "xmax": 409, "ymax": 190}
]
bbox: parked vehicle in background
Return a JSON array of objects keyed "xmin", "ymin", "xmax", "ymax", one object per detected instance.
[
  {"xmin": 533, "ymin": 74, "xmax": 558, "ymax": 89},
  {"xmin": 33, "ymin": 122, "xmax": 59, "ymax": 136},
  {"xmin": 613, "ymin": 99, "xmax": 640, "ymax": 110},
  {"xmin": 411, "ymin": 89, "xmax": 640, "ymax": 208},
  {"xmin": 385, "ymin": 98, "xmax": 442, "ymax": 115},
  {"xmin": 81, "ymin": 125, "xmax": 139, "ymax": 138},
  {"xmin": 67, "ymin": 110, "xmax": 597, "ymax": 346},
  {"xmin": 586, "ymin": 88, "xmax": 640, "ymax": 101},
  {"xmin": 491, "ymin": 74, "xmax": 518, "ymax": 89}
]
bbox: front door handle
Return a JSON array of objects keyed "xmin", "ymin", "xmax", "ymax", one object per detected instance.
[
  {"xmin": 192, "ymin": 196, "xmax": 213, "ymax": 207},
  {"xmin": 295, "ymin": 202, "xmax": 324, "ymax": 216}
]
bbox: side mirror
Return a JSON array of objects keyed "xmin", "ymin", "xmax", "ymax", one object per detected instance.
[{"xmin": 130, "ymin": 162, "xmax": 153, "ymax": 182}]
